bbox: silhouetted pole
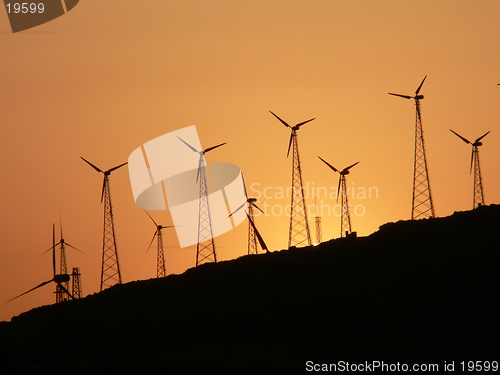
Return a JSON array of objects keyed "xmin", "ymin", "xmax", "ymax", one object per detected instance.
[
  {"xmin": 289, "ymin": 130, "xmax": 312, "ymax": 247},
  {"xmin": 472, "ymin": 146, "xmax": 485, "ymax": 208},
  {"xmin": 247, "ymin": 202, "xmax": 258, "ymax": 254},
  {"xmin": 55, "ymin": 239, "xmax": 68, "ymax": 303},
  {"xmin": 101, "ymin": 175, "xmax": 122, "ymax": 290},
  {"xmin": 71, "ymin": 267, "xmax": 82, "ymax": 299},
  {"xmin": 156, "ymin": 228, "xmax": 166, "ymax": 277},
  {"xmin": 314, "ymin": 197, "xmax": 322, "ymax": 244}
]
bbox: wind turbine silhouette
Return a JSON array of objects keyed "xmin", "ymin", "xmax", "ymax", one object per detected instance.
[
  {"xmin": 318, "ymin": 156, "xmax": 359, "ymax": 238},
  {"xmin": 389, "ymin": 76, "xmax": 435, "ymax": 220},
  {"xmin": 270, "ymin": 110, "xmax": 314, "ymax": 248},
  {"xmin": 177, "ymin": 137, "xmax": 226, "ymax": 266},
  {"xmin": 144, "ymin": 210, "xmax": 174, "ymax": 278},
  {"xmin": 450, "ymin": 129, "xmax": 490, "ymax": 209},
  {"xmin": 40, "ymin": 220, "xmax": 83, "ymax": 302},
  {"xmin": 229, "ymin": 197, "xmax": 267, "ymax": 254},
  {"xmin": 7, "ymin": 224, "xmax": 74, "ymax": 303},
  {"xmin": 81, "ymin": 157, "xmax": 127, "ymax": 291}
]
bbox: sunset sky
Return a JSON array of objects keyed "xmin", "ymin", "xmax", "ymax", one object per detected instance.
[{"xmin": 1, "ymin": 0, "xmax": 499, "ymax": 322}]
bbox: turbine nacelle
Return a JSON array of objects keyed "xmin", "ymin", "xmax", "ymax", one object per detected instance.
[{"xmin": 54, "ymin": 274, "xmax": 71, "ymax": 283}]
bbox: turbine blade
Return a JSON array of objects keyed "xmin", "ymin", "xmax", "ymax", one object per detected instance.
[
  {"xmin": 269, "ymin": 111, "xmax": 291, "ymax": 128},
  {"xmin": 286, "ymin": 133, "xmax": 294, "ymax": 158},
  {"xmin": 318, "ymin": 156, "xmax": 339, "ymax": 173},
  {"xmin": 52, "ymin": 224, "xmax": 56, "ymax": 277},
  {"xmin": 59, "ymin": 216, "xmax": 63, "ymax": 240},
  {"xmin": 450, "ymin": 129, "xmax": 471, "ymax": 144},
  {"xmin": 100, "ymin": 177, "xmax": 106, "ymax": 203},
  {"xmin": 144, "ymin": 209, "xmax": 158, "ymax": 227},
  {"xmin": 470, "ymin": 149, "xmax": 474, "ymax": 174},
  {"xmin": 203, "ymin": 142, "xmax": 226, "ymax": 154},
  {"xmin": 345, "ymin": 161, "xmax": 360, "ymax": 171},
  {"xmin": 196, "ymin": 158, "xmax": 203, "ymax": 183},
  {"xmin": 337, "ymin": 176, "xmax": 341, "ymax": 203},
  {"xmin": 241, "ymin": 173, "xmax": 248, "ymax": 199},
  {"xmin": 228, "ymin": 201, "xmax": 247, "ymax": 218},
  {"xmin": 247, "ymin": 213, "xmax": 268, "ymax": 253},
  {"xmin": 57, "ymin": 282, "xmax": 75, "ymax": 300},
  {"xmin": 80, "ymin": 157, "xmax": 103, "ymax": 173},
  {"xmin": 107, "ymin": 162, "xmax": 128, "ymax": 174},
  {"xmin": 415, "ymin": 75, "xmax": 427, "ymax": 95},
  {"xmin": 296, "ymin": 118, "xmax": 315, "ymax": 128},
  {"xmin": 388, "ymin": 93, "xmax": 413, "ymax": 99},
  {"xmin": 64, "ymin": 243, "xmax": 85, "ymax": 254},
  {"xmin": 252, "ymin": 203, "xmax": 265, "ymax": 215},
  {"xmin": 475, "ymin": 131, "xmax": 490, "ymax": 143},
  {"xmin": 40, "ymin": 242, "xmax": 61, "ymax": 256},
  {"xmin": 6, "ymin": 279, "xmax": 53, "ymax": 303},
  {"xmin": 147, "ymin": 232, "xmax": 158, "ymax": 253},
  {"xmin": 177, "ymin": 136, "xmax": 199, "ymax": 153}
]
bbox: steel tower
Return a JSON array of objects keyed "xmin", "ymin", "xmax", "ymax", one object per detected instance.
[
  {"xmin": 56, "ymin": 235, "xmax": 68, "ymax": 303},
  {"xmin": 450, "ymin": 129, "xmax": 490, "ymax": 209},
  {"xmin": 71, "ymin": 267, "xmax": 82, "ymax": 299},
  {"xmin": 270, "ymin": 111, "xmax": 313, "ymax": 248},
  {"xmin": 318, "ymin": 157, "xmax": 359, "ymax": 238},
  {"xmin": 178, "ymin": 137, "xmax": 226, "ymax": 266},
  {"xmin": 389, "ymin": 76, "xmax": 435, "ymax": 220},
  {"xmin": 81, "ymin": 157, "xmax": 127, "ymax": 291},
  {"xmin": 314, "ymin": 197, "xmax": 322, "ymax": 244}
]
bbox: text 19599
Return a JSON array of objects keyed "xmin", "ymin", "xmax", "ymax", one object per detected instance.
[
  {"xmin": 460, "ymin": 361, "xmax": 498, "ymax": 372},
  {"xmin": 6, "ymin": 3, "xmax": 45, "ymax": 14}
]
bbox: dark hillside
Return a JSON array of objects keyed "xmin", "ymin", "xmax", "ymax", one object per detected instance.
[{"xmin": 1, "ymin": 205, "xmax": 499, "ymax": 374}]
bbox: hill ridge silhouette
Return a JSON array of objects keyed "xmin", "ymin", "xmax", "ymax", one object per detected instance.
[{"xmin": 1, "ymin": 205, "xmax": 499, "ymax": 374}]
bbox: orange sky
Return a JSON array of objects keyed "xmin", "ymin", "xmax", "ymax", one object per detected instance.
[{"xmin": 1, "ymin": 0, "xmax": 499, "ymax": 322}]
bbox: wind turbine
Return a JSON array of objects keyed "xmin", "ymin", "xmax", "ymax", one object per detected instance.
[
  {"xmin": 229, "ymin": 197, "xmax": 267, "ymax": 254},
  {"xmin": 389, "ymin": 76, "xmax": 436, "ymax": 220},
  {"xmin": 40, "ymin": 220, "xmax": 83, "ymax": 302},
  {"xmin": 318, "ymin": 156, "xmax": 359, "ymax": 238},
  {"xmin": 177, "ymin": 137, "xmax": 226, "ymax": 266},
  {"xmin": 450, "ymin": 129, "xmax": 490, "ymax": 209},
  {"xmin": 144, "ymin": 210, "xmax": 174, "ymax": 278},
  {"xmin": 270, "ymin": 110, "xmax": 314, "ymax": 248},
  {"xmin": 81, "ymin": 157, "xmax": 127, "ymax": 291},
  {"xmin": 7, "ymin": 224, "xmax": 74, "ymax": 303}
]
